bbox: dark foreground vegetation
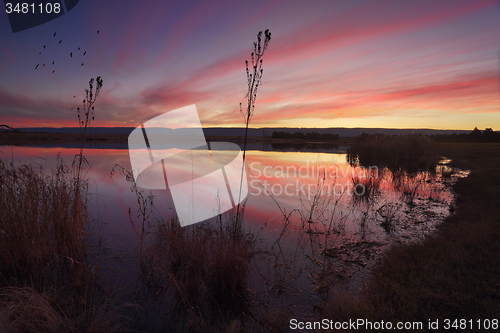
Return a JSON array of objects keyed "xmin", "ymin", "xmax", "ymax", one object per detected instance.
[
  {"xmin": 0, "ymin": 158, "xmax": 139, "ymax": 332},
  {"xmin": 325, "ymin": 141, "xmax": 500, "ymax": 332}
]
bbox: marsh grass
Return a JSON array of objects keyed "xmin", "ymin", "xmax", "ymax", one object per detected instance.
[
  {"xmin": 0, "ymin": 157, "xmax": 96, "ymax": 286},
  {"xmin": 111, "ymin": 158, "xmax": 264, "ymax": 331},
  {"xmin": 350, "ymin": 168, "xmax": 381, "ymax": 206},
  {"xmin": 375, "ymin": 203, "xmax": 401, "ymax": 235},
  {"xmin": 293, "ymin": 170, "xmax": 361, "ymax": 300},
  {"xmin": 0, "ymin": 157, "xmax": 141, "ymax": 332},
  {"xmin": 348, "ymin": 133, "xmax": 438, "ymax": 173},
  {"xmin": 0, "ymin": 284, "xmax": 141, "ymax": 333},
  {"xmin": 319, "ymin": 142, "xmax": 500, "ymax": 330},
  {"xmin": 392, "ymin": 171, "xmax": 420, "ymax": 206},
  {"xmin": 0, "ymin": 286, "xmax": 73, "ymax": 333},
  {"xmin": 138, "ymin": 212, "xmax": 259, "ymax": 332}
]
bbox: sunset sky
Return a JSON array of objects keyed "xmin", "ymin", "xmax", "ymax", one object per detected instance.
[{"xmin": 0, "ymin": 0, "xmax": 499, "ymax": 130}]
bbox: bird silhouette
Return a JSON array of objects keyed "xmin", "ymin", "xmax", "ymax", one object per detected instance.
[
  {"xmin": 97, "ymin": 30, "xmax": 100, "ymax": 34},
  {"xmin": 43, "ymin": 45, "xmax": 46, "ymax": 49},
  {"xmin": 78, "ymin": 47, "xmax": 80, "ymax": 50},
  {"xmin": 35, "ymin": 64, "xmax": 39, "ymax": 69},
  {"xmin": 53, "ymin": 32, "xmax": 56, "ymax": 37},
  {"xmin": 70, "ymin": 52, "xmax": 72, "ymax": 57},
  {"xmin": 42, "ymin": 64, "xmax": 45, "ymax": 66},
  {"xmin": 52, "ymin": 61, "xmax": 54, "ymax": 65},
  {"xmin": 59, "ymin": 40, "xmax": 62, "ymax": 44},
  {"xmin": 52, "ymin": 70, "xmax": 55, "ymax": 73},
  {"xmin": 81, "ymin": 63, "xmax": 84, "ymax": 66},
  {"xmin": 73, "ymin": 96, "xmax": 75, "ymax": 98},
  {"xmin": 83, "ymin": 51, "xmax": 86, "ymax": 56},
  {"xmin": 39, "ymin": 52, "xmax": 41, "ymax": 54}
]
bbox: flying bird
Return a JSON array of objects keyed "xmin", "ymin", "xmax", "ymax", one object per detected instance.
[
  {"xmin": 52, "ymin": 70, "xmax": 55, "ymax": 73},
  {"xmin": 52, "ymin": 61, "xmax": 54, "ymax": 65},
  {"xmin": 42, "ymin": 64, "xmax": 45, "ymax": 66},
  {"xmin": 39, "ymin": 52, "xmax": 41, "ymax": 54},
  {"xmin": 59, "ymin": 40, "xmax": 62, "ymax": 44},
  {"xmin": 43, "ymin": 45, "xmax": 46, "ymax": 49},
  {"xmin": 78, "ymin": 47, "xmax": 80, "ymax": 50},
  {"xmin": 70, "ymin": 52, "xmax": 72, "ymax": 57},
  {"xmin": 83, "ymin": 51, "xmax": 86, "ymax": 56},
  {"xmin": 97, "ymin": 30, "xmax": 100, "ymax": 34},
  {"xmin": 81, "ymin": 63, "xmax": 84, "ymax": 66},
  {"xmin": 53, "ymin": 32, "xmax": 56, "ymax": 37},
  {"xmin": 35, "ymin": 64, "xmax": 39, "ymax": 69},
  {"xmin": 73, "ymin": 96, "xmax": 75, "ymax": 98}
]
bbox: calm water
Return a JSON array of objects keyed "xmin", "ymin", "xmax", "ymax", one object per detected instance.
[{"xmin": 0, "ymin": 144, "xmax": 466, "ymax": 330}]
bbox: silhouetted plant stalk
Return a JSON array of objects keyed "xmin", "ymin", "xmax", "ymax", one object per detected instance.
[
  {"xmin": 236, "ymin": 29, "xmax": 271, "ymax": 226},
  {"xmin": 72, "ymin": 77, "xmax": 103, "ymax": 229},
  {"xmin": 75, "ymin": 76, "xmax": 103, "ymax": 183},
  {"xmin": 111, "ymin": 164, "xmax": 250, "ymax": 329},
  {"xmin": 0, "ymin": 125, "xmax": 13, "ymax": 151},
  {"xmin": 110, "ymin": 165, "xmax": 154, "ymax": 260}
]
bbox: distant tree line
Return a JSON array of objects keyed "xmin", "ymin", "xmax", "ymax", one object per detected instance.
[
  {"xmin": 272, "ymin": 131, "xmax": 339, "ymax": 141},
  {"xmin": 429, "ymin": 127, "xmax": 500, "ymax": 142}
]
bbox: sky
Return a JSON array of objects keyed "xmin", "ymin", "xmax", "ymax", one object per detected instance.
[{"xmin": 0, "ymin": 0, "xmax": 499, "ymax": 130}]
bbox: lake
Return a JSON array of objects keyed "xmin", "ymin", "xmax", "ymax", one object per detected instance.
[{"xmin": 0, "ymin": 142, "xmax": 467, "ymax": 331}]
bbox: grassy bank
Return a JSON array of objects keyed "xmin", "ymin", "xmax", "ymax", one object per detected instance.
[{"xmin": 325, "ymin": 142, "xmax": 500, "ymax": 331}]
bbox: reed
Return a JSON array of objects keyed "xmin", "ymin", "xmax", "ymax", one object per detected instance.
[
  {"xmin": 350, "ymin": 168, "xmax": 381, "ymax": 206},
  {"xmin": 392, "ymin": 171, "xmax": 427, "ymax": 206},
  {"xmin": 0, "ymin": 284, "xmax": 140, "ymax": 333},
  {"xmin": 319, "ymin": 142, "xmax": 500, "ymax": 330},
  {"xmin": 139, "ymin": 212, "xmax": 258, "ymax": 331},
  {"xmin": 348, "ymin": 133, "xmax": 438, "ymax": 173},
  {"xmin": 0, "ymin": 156, "xmax": 139, "ymax": 332},
  {"xmin": 0, "ymin": 156, "xmax": 94, "ymax": 285}
]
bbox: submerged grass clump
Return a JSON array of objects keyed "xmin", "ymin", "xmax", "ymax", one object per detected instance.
[{"xmin": 350, "ymin": 168, "xmax": 381, "ymax": 206}]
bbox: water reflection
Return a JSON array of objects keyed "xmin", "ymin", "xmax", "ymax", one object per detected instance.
[{"xmin": 0, "ymin": 144, "xmax": 467, "ymax": 331}]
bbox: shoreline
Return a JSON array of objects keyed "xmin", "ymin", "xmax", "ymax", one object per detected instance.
[{"xmin": 325, "ymin": 142, "xmax": 500, "ymax": 328}]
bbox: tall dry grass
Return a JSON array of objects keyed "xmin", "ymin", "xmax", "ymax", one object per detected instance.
[
  {"xmin": 138, "ymin": 212, "xmax": 258, "ymax": 331},
  {"xmin": 0, "ymin": 286, "xmax": 73, "ymax": 333},
  {"xmin": 0, "ymin": 285, "xmax": 140, "ymax": 333},
  {"xmin": 0, "ymin": 157, "xmax": 140, "ymax": 332},
  {"xmin": 0, "ymin": 157, "xmax": 95, "ymax": 284},
  {"xmin": 111, "ymin": 161, "xmax": 260, "ymax": 330}
]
